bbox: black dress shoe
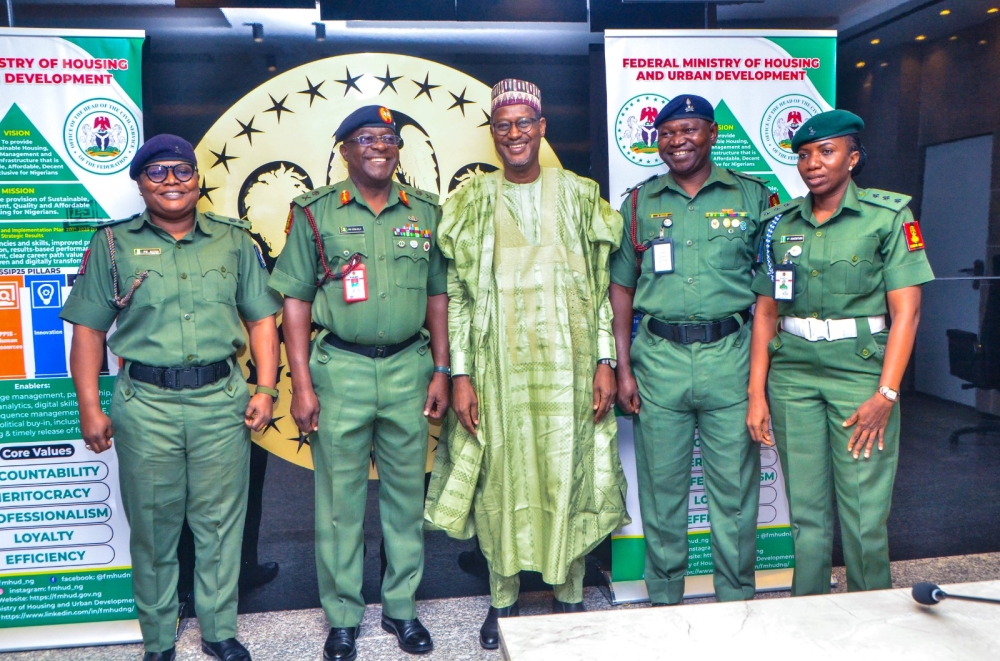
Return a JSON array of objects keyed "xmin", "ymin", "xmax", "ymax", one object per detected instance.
[
  {"xmin": 143, "ymin": 649, "xmax": 175, "ymax": 661},
  {"xmin": 552, "ymin": 598, "xmax": 586, "ymax": 613},
  {"xmin": 201, "ymin": 638, "xmax": 251, "ymax": 661},
  {"xmin": 480, "ymin": 602, "xmax": 520, "ymax": 650},
  {"xmin": 239, "ymin": 561, "xmax": 280, "ymax": 591},
  {"xmin": 323, "ymin": 626, "xmax": 360, "ymax": 661},
  {"xmin": 380, "ymin": 616, "xmax": 433, "ymax": 654}
]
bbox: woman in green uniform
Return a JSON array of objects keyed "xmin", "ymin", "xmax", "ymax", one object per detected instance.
[{"xmin": 746, "ymin": 110, "xmax": 933, "ymax": 596}]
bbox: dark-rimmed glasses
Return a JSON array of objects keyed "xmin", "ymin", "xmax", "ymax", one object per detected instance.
[
  {"xmin": 142, "ymin": 163, "xmax": 196, "ymax": 183},
  {"xmin": 345, "ymin": 134, "xmax": 404, "ymax": 148},
  {"xmin": 491, "ymin": 117, "xmax": 539, "ymax": 136}
]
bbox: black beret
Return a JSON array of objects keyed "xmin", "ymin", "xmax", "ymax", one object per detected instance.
[
  {"xmin": 335, "ymin": 105, "xmax": 399, "ymax": 144},
  {"xmin": 129, "ymin": 134, "xmax": 196, "ymax": 180},
  {"xmin": 654, "ymin": 95, "xmax": 715, "ymax": 128},
  {"xmin": 791, "ymin": 110, "xmax": 864, "ymax": 152}
]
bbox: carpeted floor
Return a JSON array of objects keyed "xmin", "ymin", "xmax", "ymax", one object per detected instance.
[{"xmin": 236, "ymin": 392, "xmax": 1000, "ymax": 614}]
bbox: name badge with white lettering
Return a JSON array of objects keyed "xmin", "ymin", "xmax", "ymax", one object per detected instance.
[
  {"xmin": 774, "ymin": 264, "xmax": 795, "ymax": 302},
  {"xmin": 651, "ymin": 238, "xmax": 674, "ymax": 274},
  {"xmin": 134, "ymin": 248, "xmax": 161, "ymax": 256}
]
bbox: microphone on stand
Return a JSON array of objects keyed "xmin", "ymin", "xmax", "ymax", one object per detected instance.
[{"xmin": 912, "ymin": 582, "xmax": 1000, "ymax": 606}]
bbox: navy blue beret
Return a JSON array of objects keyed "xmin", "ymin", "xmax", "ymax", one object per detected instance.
[
  {"xmin": 335, "ymin": 105, "xmax": 399, "ymax": 144},
  {"xmin": 129, "ymin": 134, "xmax": 196, "ymax": 180},
  {"xmin": 654, "ymin": 95, "xmax": 715, "ymax": 128}
]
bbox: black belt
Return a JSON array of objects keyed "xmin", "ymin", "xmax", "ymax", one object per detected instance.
[
  {"xmin": 647, "ymin": 310, "xmax": 751, "ymax": 345},
  {"xmin": 322, "ymin": 332, "xmax": 422, "ymax": 359},
  {"xmin": 129, "ymin": 359, "xmax": 231, "ymax": 390}
]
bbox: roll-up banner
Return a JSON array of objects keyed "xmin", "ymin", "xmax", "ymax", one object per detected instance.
[
  {"xmin": 604, "ymin": 30, "xmax": 837, "ymax": 603},
  {"xmin": 0, "ymin": 28, "xmax": 145, "ymax": 651}
]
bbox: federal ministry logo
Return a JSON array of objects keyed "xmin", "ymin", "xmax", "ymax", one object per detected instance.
[
  {"xmin": 760, "ymin": 94, "xmax": 822, "ymax": 165},
  {"xmin": 63, "ymin": 98, "xmax": 140, "ymax": 174},
  {"xmin": 615, "ymin": 94, "xmax": 669, "ymax": 167}
]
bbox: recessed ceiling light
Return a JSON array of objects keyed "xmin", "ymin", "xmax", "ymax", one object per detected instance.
[
  {"xmin": 949, "ymin": 35, "xmax": 959, "ymax": 41},
  {"xmin": 915, "ymin": 35, "xmax": 927, "ymax": 41},
  {"xmin": 990, "ymin": 8, "xmax": 999, "ymax": 14},
  {"xmin": 871, "ymin": 38, "xmax": 880, "ymax": 45},
  {"xmin": 880, "ymin": 62, "xmax": 889, "ymax": 67},
  {"xmin": 856, "ymin": 61, "xmax": 866, "ymax": 68},
  {"xmin": 940, "ymin": 9, "xmax": 951, "ymax": 15},
  {"xmin": 980, "ymin": 39, "xmax": 989, "ymax": 45}
]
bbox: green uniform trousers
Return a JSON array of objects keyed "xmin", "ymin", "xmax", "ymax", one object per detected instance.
[
  {"xmin": 111, "ymin": 362, "xmax": 250, "ymax": 653},
  {"xmin": 309, "ymin": 331, "xmax": 433, "ymax": 628},
  {"xmin": 768, "ymin": 328, "xmax": 898, "ymax": 596},
  {"xmin": 631, "ymin": 319, "xmax": 760, "ymax": 605}
]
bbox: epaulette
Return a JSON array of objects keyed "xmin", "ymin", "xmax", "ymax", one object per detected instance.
[
  {"xmin": 728, "ymin": 170, "xmax": 768, "ymax": 186},
  {"xmin": 292, "ymin": 185, "xmax": 337, "ymax": 207},
  {"xmin": 622, "ymin": 174, "xmax": 660, "ymax": 197},
  {"xmin": 96, "ymin": 214, "xmax": 139, "ymax": 228},
  {"xmin": 403, "ymin": 185, "xmax": 439, "ymax": 206},
  {"xmin": 203, "ymin": 210, "xmax": 250, "ymax": 230},
  {"xmin": 762, "ymin": 197, "xmax": 802, "ymax": 221},
  {"xmin": 858, "ymin": 188, "xmax": 911, "ymax": 212}
]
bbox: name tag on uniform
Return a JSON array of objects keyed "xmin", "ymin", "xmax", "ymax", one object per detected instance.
[
  {"xmin": 340, "ymin": 226, "xmax": 364, "ymax": 235},
  {"xmin": 774, "ymin": 264, "xmax": 795, "ymax": 302},
  {"xmin": 650, "ymin": 238, "xmax": 674, "ymax": 274},
  {"xmin": 134, "ymin": 248, "xmax": 161, "ymax": 256},
  {"xmin": 343, "ymin": 263, "xmax": 368, "ymax": 303}
]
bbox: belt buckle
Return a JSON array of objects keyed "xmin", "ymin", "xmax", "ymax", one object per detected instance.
[
  {"xmin": 374, "ymin": 345, "xmax": 387, "ymax": 358},
  {"xmin": 805, "ymin": 318, "xmax": 828, "ymax": 341},
  {"xmin": 681, "ymin": 324, "xmax": 704, "ymax": 344},
  {"xmin": 175, "ymin": 368, "xmax": 199, "ymax": 389}
]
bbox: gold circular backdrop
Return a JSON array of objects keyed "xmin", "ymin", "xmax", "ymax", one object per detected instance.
[{"xmin": 195, "ymin": 53, "xmax": 561, "ymax": 471}]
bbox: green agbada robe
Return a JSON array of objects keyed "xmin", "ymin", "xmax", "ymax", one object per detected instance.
[{"xmin": 425, "ymin": 168, "xmax": 630, "ymax": 584}]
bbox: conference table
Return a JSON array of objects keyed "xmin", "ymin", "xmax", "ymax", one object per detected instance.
[{"xmin": 498, "ymin": 580, "xmax": 1000, "ymax": 660}]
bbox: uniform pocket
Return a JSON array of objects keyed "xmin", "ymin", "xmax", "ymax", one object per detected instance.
[
  {"xmin": 707, "ymin": 227, "xmax": 749, "ymax": 270},
  {"xmin": 198, "ymin": 252, "xmax": 239, "ymax": 305},
  {"xmin": 828, "ymin": 237, "xmax": 878, "ymax": 295},
  {"xmin": 393, "ymin": 240, "xmax": 430, "ymax": 289},
  {"xmin": 321, "ymin": 235, "xmax": 367, "ymax": 289},
  {"xmin": 124, "ymin": 255, "xmax": 165, "ymax": 309}
]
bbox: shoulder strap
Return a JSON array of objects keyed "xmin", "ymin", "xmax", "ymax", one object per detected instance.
[
  {"xmin": 103, "ymin": 227, "xmax": 146, "ymax": 309},
  {"xmin": 858, "ymin": 188, "xmax": 911, "ymax": 212},
  {"xmin": 628, "ymin": 188, "xmax": 649, "ymax": 273},
  {"xmin": 204, "ymin": 211, "xmax": 250, "ymax": 230}
]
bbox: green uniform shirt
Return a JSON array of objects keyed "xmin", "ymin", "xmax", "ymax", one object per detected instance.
[
  {"xmin": 60, "ymin": 210, "xmax": 281, "ymax": 367},
  {"xmin": 751, "ymin": 181, "xmax": 935, "ymax": 317},
  {"xmin": 610, "ymin": 165, "xmax": 771, "ymax": 322},
  {"xmin": 269, "ymin": 178, "xmax": 446, "ymax": 345}
]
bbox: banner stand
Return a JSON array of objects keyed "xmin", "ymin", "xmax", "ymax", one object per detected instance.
[{"xmin": 0, "ymin": 619, "xmax": 142, "ymax": 653}]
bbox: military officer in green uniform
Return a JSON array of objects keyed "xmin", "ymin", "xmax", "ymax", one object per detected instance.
[
  {"xmin": 61, "ymin": 135, "xmax": 281, "ymax": 661},
  {"xmin": 610, "ymin": 95, "xmax": 771, "ymax": 605},
  {"xmin": 747, "ymin": 110, "xmax": 933, "ymax": 596},
  {"xmin": 270, "ymin": 106, "xmax": 449, "ymax": 661}
]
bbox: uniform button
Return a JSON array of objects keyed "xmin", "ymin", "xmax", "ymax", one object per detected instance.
[
  {"xmin": 689, "ymin": 315, "xmax": 696, "ymax": 320},
  {"xmin": 183, "ymin": 313, "xmax": 191, "ymax": 320},
  {"xmin": 376, "ymin": 219, "xmax": 382, "ymax": 225},
  {"xmin": 687, "ymin": 277, "xmax": 694, "ymax": 284},
  {"xmin": 181, "ymin": 272, "xmax": 187, "ymax": 279},
  {"xmin": 378, "ymin": 254, "xmax": 385, "ymax": 260},
  {"xmin": 186, "ymin": 355, "xmax": 195, "ymax": 361},
  {"xmin": 343, "ymin": 250, "xmax": 350, "ymax": 257},
  {"xmin": 688, "ymin": 205, "xmax": 695, "ymax": 211},
  {"xmin": 227, "ymin": 385, "xmax": 234, "ymax": 393},
  {"xmin": 220, "ymin": 266, "xmax": 226, "ymax": 273},
  {"xmin": 862, "ymin": 349, "xmax": 870, "ymax": 357},
  {"xmin": 380, "ymin": 292, "xmax": 386, "ymax": 299},
  {"xmin": 135, "ymin": 269, "xmax": 141, "ymax": 275},
  {"xmin": 815, "ymin": 231, "xmax": 823, "ymax": 237},
  {"xmin": 686, "ymin": 240, "xmax": 693, "ymax": 247},
  {"xmin": 378, "ymin": 331, "xmax": 385, "ymax": 338},
  {"xmin": 176, "ymin": 244, "xmax": 183, "ymax": 249},
  {"xmin": 811, "ymin": 269, "xmax": 819, "ymax": 277},
  {"xmin": 124, "ymin": 389, "xmax": 132, "ymax": 396},
  {"xmin": 811, "ymin": 312, "xmax": 819, "ymax": 318},
  {"xmin": 852, "ymin": 255, "xmax": 858, "ymax": 262}
]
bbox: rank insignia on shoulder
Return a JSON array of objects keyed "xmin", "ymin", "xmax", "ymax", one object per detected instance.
[
  {"xmin": 399, "ymin": 190, "xmax": 410, "ymax": 206},
  {"xmin": 340, "ymin": 190, "xmax": 351, "ymax": 206},
  {"xmin": 903, "ymin": 220, "xmax": 925, "ymax": 251},
  {"xmin": 78, "ymin": 248, "xmax": 91, "ymax": 276},
  {"xmin": 134, "ymin": 248, "xmax": 161, "ymax": 256},
  {"xmin": 285, "ymin": 208, "xmax": 294, "ymax": 235},
  {"xmin": 340, "ymin": 226, "xmax": 364, "ymax": 234},
  {"xmin": 253, "ymin": 243, "xmax": 267, "ymax": 269},
  {"xmin": 768, "ymin": 193, "xmax": 781, "ymax": 208}
]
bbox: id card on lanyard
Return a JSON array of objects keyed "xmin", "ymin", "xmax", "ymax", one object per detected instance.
[
  {"xmin": 651, "ymin": 238, "xmax": 674, "ymax": 274},
  {"xmin": 343, "ymin": 262, "xmax": 368, "ymax": 302},
  {"xmin": 774, "ymin": 264, "xmax": 795, "ymax": 302}
]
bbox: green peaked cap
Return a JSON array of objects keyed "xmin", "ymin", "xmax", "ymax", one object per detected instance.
[{"xmin": 791, "ymin": 109, "xmax": 865, "ymax": 153}]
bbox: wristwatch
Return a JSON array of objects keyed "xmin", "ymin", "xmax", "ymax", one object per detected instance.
[
  {"xmin": 255, "ymin": 385, "xmax": 279, "ymax": 402},
  {"xmin": 433, "ymin": 366, "xmax": 452, "ymax": 376},
  {"xmin": 597, "ymin": 358, "xmax": 617, "ymax": 369},
  {"xmin": 877, "ymin": 385, "xmax": 898, "ymax": 403}
]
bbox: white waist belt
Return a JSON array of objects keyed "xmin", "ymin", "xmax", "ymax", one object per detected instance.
[{"xmin": 780, "ymin": 315, "xmax": 886, "ymax": 342}]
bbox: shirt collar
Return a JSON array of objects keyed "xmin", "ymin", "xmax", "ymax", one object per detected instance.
[
  {"xmin": 126, "ymin": 209, "xmax": 209, "ymax": 239},
  {"xmin": 337, "ymin": 177, "xmax": 407, "ymax": 215},
  {"xmin": 646, "ymin": 164, "xmax": 736, "ymax": 198},
  {"xmin": 799, "ymin": 180, "xmax": 862, "ymax": 226}
]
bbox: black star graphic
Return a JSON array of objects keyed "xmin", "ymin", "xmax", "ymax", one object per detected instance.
[
  {"xmin": 198, "ymin": 176, "xmax": 218, "ymax": 204},
  {"xmin": 335, "ymin": 67, "xmax": 363, "ymax": 96},
  {"xmin": 263, "ymin": 416, "xmax": 284, "ymax": 434},
  {"xmin": 374, "ymin": 66, "xmax": 403, "ymax": 94},
  {"xmin": 264, "ymin": 94, "xmax": 294, "ymax": 123},
  {"xmin": 478, "ymin": 109, "xmax": 491, "ymax": 128},
  {"xmin": 298, "ymin": 77, "xmax": 327, "ymax": 107},
  {"xmin": 289, "ymin": 434, "xmax": 310, "ymax": 453},
  {"xmin": 412, "ymin": 73, "xmax": 440, "ymax": 101},
  {"xmin": 448, "ymin": 87, "xmax": 473, "ymax": 116},
  {"xmin": 209, "ymin": 143, "xmax": 237, "ymax": 173},
  {"xmin": 234, "ymin": 116, "xmax": 263, "ymax": 145}
]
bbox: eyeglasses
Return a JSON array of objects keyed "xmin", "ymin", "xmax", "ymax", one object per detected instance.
[
  {"xmin": 345, "ymin": 134, "xmax": 403, "ymax": 148},
  {"xmin": 491, "ymin": 117, "xmax": 539, "ymax": 136},
  {"xmin": 142, "ymin": 163, "xmax": 196, "ymax": 183}
]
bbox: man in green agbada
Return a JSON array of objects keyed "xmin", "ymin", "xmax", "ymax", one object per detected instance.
[{"xmin": 425, "ymin": 79, "xmax": 629, "ymax": 650}]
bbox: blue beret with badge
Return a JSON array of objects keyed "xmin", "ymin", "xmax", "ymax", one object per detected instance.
[
  {"xmin": 129, "ymin": 134, "xmax": 196, "ymax": 180},
  {"xmin": 790, "ymin": 109, "xmax": 865, "ymax": 153},
  {"xmin": 654, "ymin": 94, "xmax": 715, "ymax": 128},
  {"xmin": 335, "ymin": 105, "xmax": 399, "ymax": 144}
]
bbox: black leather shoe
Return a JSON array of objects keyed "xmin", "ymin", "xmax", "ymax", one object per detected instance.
[
  {"xmin": 239, "ymin": 561, "xmax": 280, "ymax": 591},
  {"xmin": 143, "ymin": 649, "xmax": 175, "ymax": 661},
  {"xmin": 380, "ymin": 616, "xmax": 433, "ymax": 654},
  {"xmin": 323, "ymin": 626, "xmax": 360, "ymax": 661},
  {"xmin": 201, "ymin": 638, "xmax": 251, "ymax": 661},
  {"xmin": 552, "ymin": 598, "xmax": 586, "ymax": 613},
  {"xmin": 480, "ymin": 602, "xmax": 519, "ymax": 650}
]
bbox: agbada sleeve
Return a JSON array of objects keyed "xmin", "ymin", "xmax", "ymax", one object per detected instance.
[
  {"xmin": 439, "ymin": 194, "xmax": 476, "ymax": 377},
  {"xmin": 586, "ymin": 187, "xmax": 623, "ymax": 362}
]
